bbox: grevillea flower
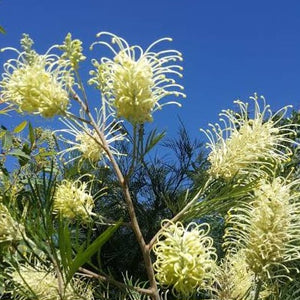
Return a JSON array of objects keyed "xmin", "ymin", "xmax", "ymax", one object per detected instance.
[
  {"xmin": 57, "ymin": 108, "xmax": 126, "ymax": 167},
  {"xmin": 0, "ymin": 34, "xmax": 71, "ymax": 117},
  {"xmin": 152, "ymin": 220, "xmax": 217, "ymax": 297},
  {"xmin": 58, "ymin": 33, "xmax": 86, "ymax": 70},
  {"xmin": 0, "ymin": 203, "xmax": 23, "ymax": 244},
  {"xmin": 213, "ymin": 250, "xmax": 254, "ymax": 300},
  {"xmin": 201, "ymin": 94, "xmax": 297, "ymax": 180},
  {"xmin": 10, "ymin": 261, "xmax": 93, "ymax": 300},
  {"xmin": 224, "ymin": 177, "xmax": 300, "ymax": 280},
  {"xmin": 53, "ymin": 178, "xmax": 94, "ymax": 221},
  {"xmin": 89, "ymin": 32, "xmax": 186, "ymax": 123}
]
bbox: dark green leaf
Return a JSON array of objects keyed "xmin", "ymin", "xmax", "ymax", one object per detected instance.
[
  {"xmin": 58, "ymin": 221, "xmax": 73, "ymax": 271},
  {"xmin": 143, "ymin": 129, "xmax": 165, "ymax": 156},
  {"xmin": 28, "ymin": 122, "xmax": 35, "ymax": 148},
  {"xmin": 67, "ymin": 220, "xmax": 122, "ymax": 282},
  {"xmin": 0, "ymin": 26, "xmax": 5, "ymax": 34},
  {"xmin": 22, "ymin": 143, "xmax": 31, "ymax": 155}
]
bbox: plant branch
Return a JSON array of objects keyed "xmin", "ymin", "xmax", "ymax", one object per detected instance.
[
  {"xmin": 148, "ymin": 178, "xmax": 212, "ymax": 249},
  {"xmin": 71, "ymin": 92, "xmax": 159, "ymax": 300},
  {"xmin": 50, "ymin": 254, "xmax": 64, "ymax": 297},
  {"xmin": 79, "ymin": 267, "xmax": 153, "ymax": 297}
]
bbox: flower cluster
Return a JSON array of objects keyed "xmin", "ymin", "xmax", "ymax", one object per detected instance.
[
  {"xmin": 153, "ymin": 220, "xmax": 216, "ymax": 297},
  {"xmin": 53, "ymin": 179, "xmax": 94, "ymax": 221},
  {"xmin": 75, "ymin": 130, "xmax": 105, "ymax": 162},
  {"xmin": 0, "ymin": 203, "xmax": 23, "ymax": 244},
  {"xmin": 57, "ymin": 108, "xmax": 126, "ymax": 167},
  {"xmin": 59, "ymin": 33, "xmax": 86, "ymax": 70},
  {"xmin": 202, "ymin": 94, "xmax": 296, "ymax": 180},
  {"xmin": 224, "ymin": 177, "xmax": 300, "ymax": 280},
  {"xmin": 213, "ymin": 250, "xmax": 254, "ymax": 300},
  {"xmin": 0, "ymin": 35, "xmax": 71, "ymax": 118},
  {"xmin": 10, "ymin": 261, "xmax": 93, "ymax": 300},
  {"xmin": 89, "ymin": 32, "xmax": 185, "ymax": 123}
]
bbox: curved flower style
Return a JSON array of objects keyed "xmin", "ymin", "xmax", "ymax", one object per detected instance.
[
  {"xmin": 0, "ymin": 34, "xmax": 71, "ymax": 117},
  {"xmin": 152, "ymin": 220, "xmax": 217, "ymax": 297},
  {"xmin": 10, "ymin": 261, "xmax": 93, "ymax": 300},
  {"xmin": 201, "ymin": 94, "xmax": 297, "ymax": 180},
  {"xmin": 89, "ymin": 32, "xmax": 186, "ymax": 123},
  {"xmin": 53, "ymin": 178, "xmax": 94, "ymax": 221},
  {"xmin": 0, "ymin": 203, "xmax": 23, "ymax": 244},
  {"xmin": 224, "ymin": 177, "xmax": 300, "ymax": 280},
  {"xmin": 213, "ymin": 250, "xmax": 254, "ymax": 300},
  {"xmin": 57, "ymin": 108, "xmax": 126, "ymax": 167}
]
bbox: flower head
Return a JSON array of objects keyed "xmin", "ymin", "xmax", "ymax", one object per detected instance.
[
  {"xmin": 57, "ymin": 108, "xmax": 126, "ymax": 167},
  {"xmin": 0, "ymin": 34, "xmax": 71, "ymax": 117},
  {"xmin": 224, "ymin": 177, "xmax": 300, "ymax": 280},
  {"xmin": 202, "ymin": 94, "xmax": 297, "ymax": 180},
  {"xmin": 58, "ymin": 33, "xmax": 86, "ymax": 70},
  {"xmin": 75, "ymin": 130, "xmax": 104, "ymax": 162},
  {"xmin": 214, "ymin": 250, "xmax": 254, "ymax": 300},
  {"xmin": 89, "ymin": 32, "xmax": 185, "ymax": 123},
  {"xmin": 153, "ymin": 220, "xmax": 217, "ymax": 297},
  {"xmin": 0, "ymin": 203, "xmax": 23, "ymax": 244},
  {"xmin": 10, "ymin": 261, "xmax": 93, "ymax": 300},
  {"xmin": 53, "ymin": 178, "xmax": 94, "ymax": 221}
]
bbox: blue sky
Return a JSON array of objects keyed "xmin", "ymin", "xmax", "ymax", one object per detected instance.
[{"xmin": 1, "ymin": 0, "xmax": 300, "ymax": 141}]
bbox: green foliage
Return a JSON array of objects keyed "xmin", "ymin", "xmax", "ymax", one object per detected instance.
[{"xmin": 0, "ymin": 32, "xmax": 299, "ymax": 300}]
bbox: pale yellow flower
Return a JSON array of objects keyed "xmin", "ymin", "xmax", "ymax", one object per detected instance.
[
  {"xmin": 0, "ymin": 34, "xmax": 71, "ymax": 117},
  {"xmin": 89, "ymin": 32, "xmax": 185, "ymax": 123},
  {"xmin": 10, "ymin": 261, "xmax": 93, "ymax": 300},
  {"xmin": 224, "ymin": 177, "xmax": 300, "ymax": 280},
  {"xmin": 153, "ymin": 220, "xmax": 217, "ymax": 297},
  {"xmin": 53, "ymin": 179, "xmax": 94, "ymax": 221},
  {"xmin": 202, "ymin": 94, "xmax": 297, "ymax": 180},
  {"xmin": 214, "ymin": 250, "xmax": 254, "ymax": 300},
  {"xmin": 0, "ymin": 203, "xmax": 23, "ymax": 243},
  {"xmin": 57, "ymin": 108, "xmax": 126, "ymax": 167},
  {"xmin": 59, "ymin": 33, "xmax": 86, "ymax": 70}
]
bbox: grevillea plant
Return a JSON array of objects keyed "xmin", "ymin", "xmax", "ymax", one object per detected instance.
[{"xmin": 0, "ymin": 32, "xmax": 299, "ymax": 300}]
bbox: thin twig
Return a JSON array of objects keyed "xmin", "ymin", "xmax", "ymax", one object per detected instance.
[
  {"xmin": 79, "ymin": 267, "xmax": 153, "ymax": 297},
  {"xmin": 50, "ymin": 254, "xmax": 64, "ymax": 297},
  {"xmin": 148, "ymin": 178, "xmax": 212, "ymax": 249}
]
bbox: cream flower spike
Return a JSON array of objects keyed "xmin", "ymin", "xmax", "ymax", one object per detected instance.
[
  {"xmin": 57, "ymin": 107, "xmax": 126, "ymax": 167},
  {"xmin": 53, "ymin": 176, "xmax": 97, "ymax": 221},
  {"xmin": 153, "ymin": 220, "xmax": 217, "ymax": 297},
  {"xmin": 89, "ymin": 32, "xmax": 186, "ymax": 123},
  {"xmin": 0, "ymin": 34, "xmax": 72, "ymax": 117},
  {"xmin": 201, "ymin": 94, "xmax": 297, "ymax": 180},
  {"xmin": 10, "ymin": 260, "xmax": 94, "ymax": 300},
  {"xmin": 213, "ymin": 250, "xmax": 255, "ymax": 300},
  {"xmin": 224, "ymin": 177, "xmax": 300, "ymax": 280}
]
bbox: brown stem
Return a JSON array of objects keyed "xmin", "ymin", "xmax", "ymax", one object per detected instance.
[
  {"xmin": 50, "ymin": 254, "xmax": 64, "ymax": 297},
  {"xmin": 101, "ymin": 137, "xmax": 159, "ymax": 300},
  {"xmin": 72, "ymin": 93, "xmax": 159, "ymax": 300},
  {"xmin": 79, "ymin": 267, "xmax": 153, "ymax": 297}
]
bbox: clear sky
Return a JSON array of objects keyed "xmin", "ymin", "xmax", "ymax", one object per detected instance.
[{"xmin": 1, "ymin": 0, "xmax": 300, "ymax": 141}]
